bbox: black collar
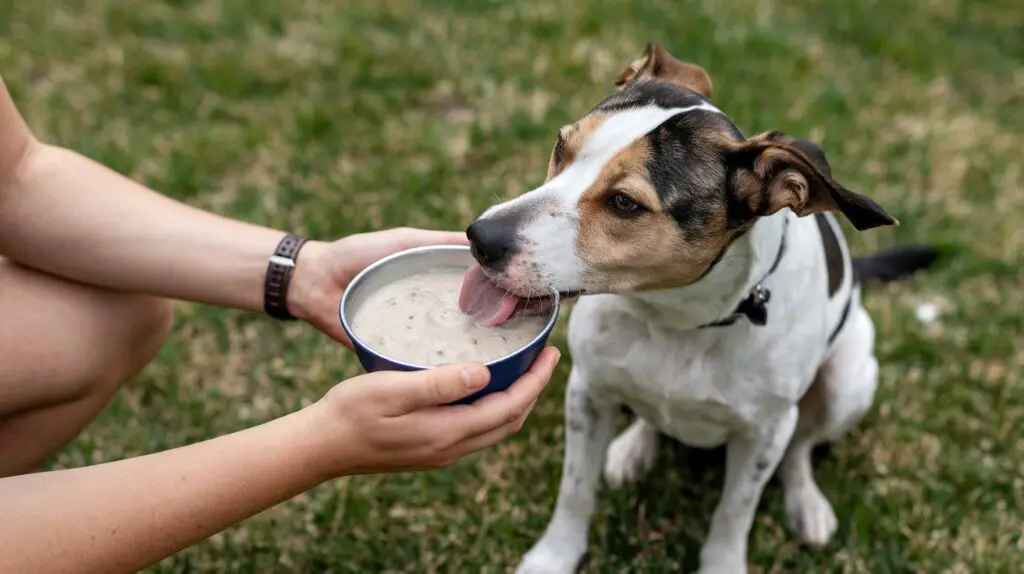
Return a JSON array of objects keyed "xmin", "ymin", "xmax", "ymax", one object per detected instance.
[{"xmin": 698, "ymin": 216, "xmax": 789, "ymax": 329}]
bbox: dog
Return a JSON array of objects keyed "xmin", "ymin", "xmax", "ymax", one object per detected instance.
[{"xmin": 458, "ymin": 43, "xmax": 938, "ymax": 573}]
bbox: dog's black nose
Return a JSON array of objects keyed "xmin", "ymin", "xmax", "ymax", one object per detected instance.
[{"xmin": 466, "ymin": 218, "xmax": 518, "ymax": 269}]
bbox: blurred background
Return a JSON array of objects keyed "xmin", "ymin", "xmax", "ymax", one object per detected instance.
[{"xmin": 2, "ymin": 0, "xmax": 1021, "ymax": 572}]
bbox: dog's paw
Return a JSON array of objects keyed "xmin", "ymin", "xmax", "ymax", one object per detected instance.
[
  {"xmin": 696, "ymin": 564, "xmax": 747, "ymax": 574},
  {"xmin": 515, "ymin": 541, "xmax": 584, "ymax": 574},
  {"xmin": 603, "ymin": 423, "xmax": 659, "ymax": 489},
  {"xmin": 785, "ymin": 484, "xmax": 838, "ymax": 548},
  {"xmin": 697, "ymin": 543, "xmax": 747, "ymax": 574},
  {"xmin": 696, "ymin": 557, "xmax": 747, "ymax": 574}
]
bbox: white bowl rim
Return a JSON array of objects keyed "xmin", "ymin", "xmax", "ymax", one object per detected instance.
[{"xmin": 338, "ymin": 244, "xmax": 561, "ymax": 369}]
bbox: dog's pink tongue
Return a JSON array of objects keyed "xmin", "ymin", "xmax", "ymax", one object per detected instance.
[{"xmin": 459, "ymin": 265, "xmax": 520, "ymax": 326}]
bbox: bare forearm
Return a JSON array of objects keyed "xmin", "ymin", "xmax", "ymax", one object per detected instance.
[
  {"xmin": 0, "ymin": 77, "xmax": 325, "ymax": 312},
  {"xmin": 0, "ymin": 143, "xmax": 309, "ymax": 311},
  {"xmin": 0, "ymin": 407, "xmax": 331, "ymax": 574}
]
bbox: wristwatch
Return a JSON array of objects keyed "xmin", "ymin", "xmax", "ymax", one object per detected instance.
[{"xmin": 263, "ymin": 233, "xmax": 309, "ymax": 320}]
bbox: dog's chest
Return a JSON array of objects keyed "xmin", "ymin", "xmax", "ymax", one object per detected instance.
[{"xmin": 567, "ymin": 295, "xmax": 817, "ymax": 448}]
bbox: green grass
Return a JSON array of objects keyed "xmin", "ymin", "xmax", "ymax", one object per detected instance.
[{"xmin": 4, "ymin": 0, "xmax": 1023, "ymax": 571}]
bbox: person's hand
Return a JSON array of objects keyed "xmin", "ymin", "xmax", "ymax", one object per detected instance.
[
  {"xmin": 287, "ymin": 227, "xmax": 468, "ymax": 346},
  {"xmin": 306, "ymin": 346, "xmax": 561, "ymax": 477}
]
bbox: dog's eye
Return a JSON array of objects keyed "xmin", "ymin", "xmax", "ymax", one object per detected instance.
[{"xmin": 607, "ymin": 193, "xmax": 644, "ymax": 216}]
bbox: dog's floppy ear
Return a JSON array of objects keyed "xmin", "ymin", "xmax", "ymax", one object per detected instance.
[
  {"xmin": 613, "ymin": 42, "xmax": 713, "ymax": 99},
  {"xmin": 726, "ymin": 132, "xmax": 898, "ymax": 231}
]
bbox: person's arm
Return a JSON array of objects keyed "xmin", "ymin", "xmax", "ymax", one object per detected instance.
[
  {"xmin": 0, "ymin": 75, "xmax": 468, "ymax": 338},
  {"xmin": 0, "ymin": 74, "xmax": 312, "ymax": 314},
  {"xmin": 0, "ymin": 408, "xmax": 327, "ymax": 573},
  {"xmin": 0, "ymin": 348, "xmax": 560, "ymax": 574}
]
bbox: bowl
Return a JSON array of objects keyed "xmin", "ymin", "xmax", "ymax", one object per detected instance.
[{"xmin": 338, "ymin": 245, "xmax": 560, "ymax": 405}]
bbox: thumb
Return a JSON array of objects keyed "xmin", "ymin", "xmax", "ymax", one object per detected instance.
[{"xmin": 384, "ymin": 363, "xmax": 490, "ymax": 414}]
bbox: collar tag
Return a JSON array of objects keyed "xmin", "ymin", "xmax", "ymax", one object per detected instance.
[
  {"xmin": 734, "ymin": 285, "xmax": 770, "ymax": 326},
  {"xmin": 697, "ymin": 215, "xmax": 788, "ymax": 331}
]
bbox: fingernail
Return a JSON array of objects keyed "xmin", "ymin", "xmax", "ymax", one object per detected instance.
[{"xmin": 462, "ymin": 367, "xmax": 486, "ymax": 389}]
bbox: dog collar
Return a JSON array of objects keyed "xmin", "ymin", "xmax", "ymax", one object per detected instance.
[{"xmin": 698, "ymin": 216, "xmax": 789, "ymax": 329}]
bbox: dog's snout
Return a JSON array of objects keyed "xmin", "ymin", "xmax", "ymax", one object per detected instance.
[{"xmin": 467, "ymin": 218, "xmax": 518, "ymax": 269}]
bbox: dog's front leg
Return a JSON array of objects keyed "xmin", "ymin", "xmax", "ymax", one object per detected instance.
[
  {"xmin": 698, "ymin": 407, "xmax": 799, "ymax": 574},
  {"xmin": 516, "ymin": 367, "xmax": 616, "ymax": 574}
]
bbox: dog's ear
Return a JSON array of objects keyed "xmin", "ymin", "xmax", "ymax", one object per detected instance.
[
  {"xmin": 726, "ymin": 132, "xmax": 898, "ymax": 231},
  {"xmin": 613, "ymin": 42, "xmax": 713, "ymax": 99}
]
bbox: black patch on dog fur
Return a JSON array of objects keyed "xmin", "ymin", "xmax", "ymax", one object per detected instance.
[
  {"xmin": 592, "ymin": 80, "xmax": 750, "ymax": 240},
  {"xmin": 814, "ymin": 213, "xmax": 845, "ymax": 297},
  {"xmin": 594, "ymin": 80, "xmax": 718, "ymax": 116},
  {"xmin": 582, "ymin": 396, "xmax": 602, "ymax": 439}
]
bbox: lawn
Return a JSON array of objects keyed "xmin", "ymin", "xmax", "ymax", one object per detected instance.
[{"xmin": 3, "ymin": 0, "xmax": 1023, "ymax": 572}]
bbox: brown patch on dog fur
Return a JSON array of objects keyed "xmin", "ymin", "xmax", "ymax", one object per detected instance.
[
  {"xmin": 574, "ymin": 137, "xmax": 736, "ymax": 291},
  {"xmin": 534, "ymin": 45, "xmax": 891, "ymax": 296},
  {"xmin": 725, "ymin": 132, "xmax": 898, "ymax": 231},
  {"xmin": 545, "ymin": 113, "xmax": 609, "ymax": 181},
  {"xmin": 614, "ymin": 42, "xmax": 714, "ymax": 100}
]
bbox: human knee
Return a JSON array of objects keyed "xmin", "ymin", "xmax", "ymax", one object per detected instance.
[
  {"xmin": 70, "ymin": 295, "xmax": 173, "ymax": 403},
  {"xmin": 117, "ymin": 295, "xmax": 174, "ymax": 377}
]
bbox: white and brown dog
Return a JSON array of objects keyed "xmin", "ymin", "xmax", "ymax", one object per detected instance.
[{"xmin": 457, "ymin": 43, "xmax": 938, "ymax": 573}]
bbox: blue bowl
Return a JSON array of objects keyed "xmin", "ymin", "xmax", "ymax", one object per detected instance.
[{"xmin": 338, "ymin": 245, "xmax": 560, "ymax": 405}]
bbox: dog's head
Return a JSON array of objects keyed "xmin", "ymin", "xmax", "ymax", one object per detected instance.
[{"xmin": 460, "ymin": 43, "xmax": 896, "ymax": 322}]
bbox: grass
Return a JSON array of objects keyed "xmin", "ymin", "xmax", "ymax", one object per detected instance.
[{"xmin": 3, "ymin": 0, "xmax": 1023, "ymax": 571}]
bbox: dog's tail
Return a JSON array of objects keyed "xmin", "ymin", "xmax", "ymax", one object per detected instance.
[{"xmin": 852, "ymin": 244, "xmax": 940, "ymax": 285}]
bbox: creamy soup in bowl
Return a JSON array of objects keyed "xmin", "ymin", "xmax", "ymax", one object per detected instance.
[
  {"xmin": 348, "ymin": 268, "xmax": 549, "ymax": 367},
  {"xmin": 338, "ymin": 245, "xmax": 560, "ymax": 405}
]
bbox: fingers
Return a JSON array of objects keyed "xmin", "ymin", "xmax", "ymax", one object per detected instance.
[
  {"xmin": 319, "ymin": 319, "xmax": 354, "ymax": 349},
  {"xmin": 337, "ymin": 332, "xmax": 354, "ymax": 350},
  {"xmin": 441, "ymin": 352, "xmax": 555, "ymax": 457},
  {"xmin": 394, "ymin": 227, "xmax": 469, "ymax": 248},
  {"xmin": 436, "ymin": 346, "xmax": 561, "ymax": 440},
  {"xmin": 380, "ymin": 363, "xmax": 491, "ymax": 415},
  {"xmin": 447, "ymin": 412, "xmax": 529, "ymax": 458}
]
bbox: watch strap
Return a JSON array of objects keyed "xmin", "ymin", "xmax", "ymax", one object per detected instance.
[{"xmin": 264, "ymin": 233, "xmax": 309, "ymax": 320}]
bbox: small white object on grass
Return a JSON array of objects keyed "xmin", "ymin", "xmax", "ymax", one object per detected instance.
[{"xmin": 915, "ymin": 302, "xmax": 940, "ymax": 325}]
